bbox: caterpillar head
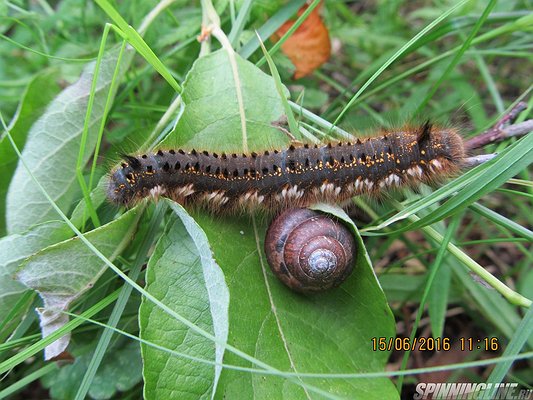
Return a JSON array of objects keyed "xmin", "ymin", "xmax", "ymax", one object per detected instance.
[{"xmin": 107, "ymin": 160, "xmax": 139, "ymax": 206}]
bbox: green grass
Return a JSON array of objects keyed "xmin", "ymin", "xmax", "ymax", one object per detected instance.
[{"xmin": 0, "ymin": 0, "xmax": 532, "ymax": 399}]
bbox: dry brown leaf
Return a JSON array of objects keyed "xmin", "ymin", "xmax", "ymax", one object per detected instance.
[{"xmin": 273, "ymin": 1, "xmax": 331, "ymax": 79}]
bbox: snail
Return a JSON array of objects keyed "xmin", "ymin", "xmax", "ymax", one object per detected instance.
[{"xmin": 264, "ymin": 208, "xmax": 356, "ymax": 293}]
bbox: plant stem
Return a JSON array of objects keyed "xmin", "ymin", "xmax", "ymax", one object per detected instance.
[
  {"xmin": 466, "ymin": 102, "xmax": 529, "ymax": 149},
  {"xmin": 410, "ymin": 214, "xmax": 532, "ymax": 308}
]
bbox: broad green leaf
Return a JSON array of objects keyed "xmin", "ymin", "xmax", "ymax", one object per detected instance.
[
  {"xmin": 42, "ymin": 339, "xmax": 142, "ymax": 400},
  {"xmin": 160, "ymin": 49, "xmax": 290, "ymax": 152},
  {"xmin": 0, "ymin": 69, "xmax": 60, "ymax": 236},
  {"xmin": 16, "ymin": 208, "xmax": 141, "ymax": 359},
  {"xmin": 151, "ymin": 46, "xmax": 397, "ymax": 397},
  {"xmin": 5, "ymin": 47, "xmax": 133, "ymax": 234},
  {"xmin": 88, "ymin": 340, "xmax": 143, "ymax": 400},
  {"xmin": 193, "ymin": 209, "xmax": 398, "ymax": 399},
  {"xmin": 139, "ymin": 201, "xmax": 229, "ymax": 400},
  {"xmin": 0, "ymin": 220, "xmax": 70, "ymax": 338}
]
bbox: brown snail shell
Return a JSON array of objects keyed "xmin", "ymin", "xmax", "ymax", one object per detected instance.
[{"xmin": 264, "ymin": 208, "xmax": 356, "ymax": 293}]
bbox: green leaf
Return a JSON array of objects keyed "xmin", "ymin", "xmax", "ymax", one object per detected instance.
[
  {"xmin": 151, "ymin": 47, "xmax": 397, "ymax": 397},
  {"xmin": 0, "ymin": 70, "xmax": 60, "ymax": 236},
  {"xmin": 160, "ymin": 49, "xmax": 290, "ymax": 152},
  {"xmin": 87, "ymin": 340, "xmax": 143, "ymax": 400},
  {"xmin": 193, "ymin": 209, "xmax": 398, "ymax": 399},
  {"xmin": 42, "ymin": 339, "xmax": 142, "ymax": 400},
  {"xmin": 0, "ymin": 220, "xmax": 70, "ymax": 338},
  {"xmin": 139, "ymin": 201, "xmax": 229, "ymax": 400},
  {"xmin": 16, "ymin": 208, "xmax": 141, "ymax": 359},
  {"xmin": 5, "ymin": 47, "xmax": 133, "ymax": 234}
]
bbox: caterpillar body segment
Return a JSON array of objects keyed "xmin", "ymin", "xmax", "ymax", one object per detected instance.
[{"xmin": 107, "ymin": 125, "xmax": 465, "ymax": 213}]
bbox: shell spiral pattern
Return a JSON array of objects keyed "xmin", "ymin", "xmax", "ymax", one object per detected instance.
[{"xmin": 107, "ymin": 123, "xmax": 465, "ymax": 213}]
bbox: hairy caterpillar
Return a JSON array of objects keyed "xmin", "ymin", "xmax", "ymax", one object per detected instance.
[{"xmin": 107, "ymin": 123, "xmax": 465, "ymax": 213}]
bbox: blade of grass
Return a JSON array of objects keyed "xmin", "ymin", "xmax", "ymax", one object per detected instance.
[
  {"xmin": 508, "ymin": 178, "xmax": 533, "ymax": 188},
  {"xmin": 485, "ymin": 304, "xmax": 533, "ymax": 396},
  {"xmin": 0, "ymin": 33, "xmax": 94, "ymax": 62},
  {"xmin": 60, "ymin": 311, "xmax": 533, "ymax": 380},
  {"xmin": 0, "ymin": 334, "xmax": 41, "ymax": 353},
  {"xmin": 415, "ymin": 213, "xmax": 531, "ymax": 308},
  {"xmin": 324, "ymin": 12, "xmax": 530, "ymax": 118},
  {"xmin": 74, "ymin": 203, "xmax": 165, "ymax": 400},
  {"xmin": 289, "ymin": 100, "xmax": 354, "ymax": 140},
  {"xmin": 0, "ymin": 362, "xmax": 57, "ymax": 399},
  {"xmin": 94, "ymin": 0, "xmax": 182, "ymax": 93},
  {"xmin": 75, "ymin": 23, "xmax": 113, "ymax": 229},
  {"xmin": 332, "ymin": 16, "xmax": 533, "ymax": 114},
  {"xmin": 401, "ymin": 134, "xmax": 533, "ymax": 232},
  {"xmin": 0, "ymin": 291, "xmax": 34, "ymax": 343},
  {"xmin": 227, "ymin": 0, "xmax": 252, "ymax": 48},
  {"xmin": 256, "ymin": 32, "xmax": 300, "ymax": 140},
  {"xmin": 3, "ymin": 300, "xmax": 533, "ymax": 382},
  {"xmin": 468, "ymin": 43, "xmax": 505, "ymax": 114},
  {"xmin": 496, "ymin": 188, "xmax": 533, "ymax": 200},
  {"xmin": 396, "ymin": 216, "xmax": 459, "ymax": 391},
  {"xmin": 469, "ymin": 203, "xmax": 533, "ymax": 242},
  {"xmin": 0, "ymin": 288, "xmax": 121, "ymax": 375},
  {"xmin": 332, "ymin": 0, "xmax": 470, "ymax": 127},
  {"xmin": 87, "ymin": 36, "xmax": 127, "ymax": 196},
  {"xmin": 137, "ymin": 0, "xmax": 178, "ymax": 36},
  {"xmin": 412, "ymin": 0, "xmax": 497, "ymax": 116}
]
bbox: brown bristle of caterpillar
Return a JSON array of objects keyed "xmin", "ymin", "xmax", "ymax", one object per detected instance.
[{"xmin": 106, "ymin": 125, "xmax": 466, "ymax": 213}]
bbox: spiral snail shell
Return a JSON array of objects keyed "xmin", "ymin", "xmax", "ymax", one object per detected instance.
[{"xmin": 264, "ymin": 208, "xmax": 356, "ymax": 293}]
